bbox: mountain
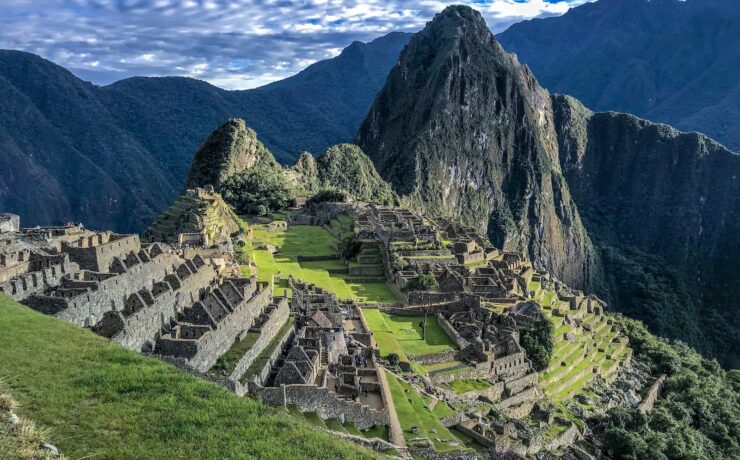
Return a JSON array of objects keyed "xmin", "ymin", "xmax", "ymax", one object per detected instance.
[
  {"xmin": 358, "ymin": 5, "xmax": 740, "ymax": 366},
  {"xmin": 497, "ymin": 0, "xmax": 740, "ymax": 152},
  {"xmin": 184, "ymin": 118, "xmax": 278, "ymax": 191},
  {"xmin": 0, "ymin": 32, "xmax": 411, "ymax": 232},
  {"xmin": 357, "ymin": 5, "xmax": 597, "ymax": 290},
  {"xmin": 183, "ymin": 118, "xmax": 396, "ymax": 214}
]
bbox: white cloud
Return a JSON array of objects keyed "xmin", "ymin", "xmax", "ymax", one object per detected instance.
[{"xmin": 0, "ymin": 0, "xmax": 590, "ymax": 89}]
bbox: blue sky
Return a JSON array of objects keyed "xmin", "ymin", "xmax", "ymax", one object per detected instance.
[{"xmin": 0, "ymin": 1, "xmax": 589, "ymax": 90}]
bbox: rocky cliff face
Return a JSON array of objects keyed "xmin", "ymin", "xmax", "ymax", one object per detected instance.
[
  {"xmin": 554, "ymin": 95, "xmax": 740, "ymax": 365},
  {"xmin": 184, "ymin": 118, "xmax": 278, "ymax": 190},
  {"xmin": 358, "ymin": 5, "xmax": 596, "ymax": 288}
]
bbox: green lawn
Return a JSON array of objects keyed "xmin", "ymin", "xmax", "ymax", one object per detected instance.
[
  {"xmin": 362, "ymin": 310, "xmax": 455, "ymax": 360},
  {"xmin": 245, "ymin": 224, "xmax": 398, "ymax": 303},
  {"xmin": 0, "ymin": 297, "xmax": 376, "ymax": 460},
  {"xmin": 385, "ymin": 373, "xmax": 466, "ymax": 452}
]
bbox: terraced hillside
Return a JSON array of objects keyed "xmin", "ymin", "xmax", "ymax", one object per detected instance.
[
  {"xmin": 144, "ymin": 188, "xmax": 240, "ymax": 246},
  {"xmin": 529, "ymin": 277, "xmax": 632, "ymax": 403}
]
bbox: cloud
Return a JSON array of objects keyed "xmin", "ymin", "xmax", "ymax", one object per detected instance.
[{"xmin": 0, "ymin": 0, "xmax": 590, "ymax": 90}]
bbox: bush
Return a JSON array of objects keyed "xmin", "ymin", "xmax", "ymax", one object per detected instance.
[
  {"xmin": 307, "ymin": 188, "xmax": 350, "ymax": 205},
  {"xmin": 403, "ymin": 274, "xmax": 439, "ymax": 292},
  {"xmin": 221, "ymin": 165, "xmax": 294, "ymax": 215},
  {"xmin": 519, "ymin": 319, "xmax": 554, "ymax": 371}
]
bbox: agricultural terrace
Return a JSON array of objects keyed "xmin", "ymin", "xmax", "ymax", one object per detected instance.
[
  {"xmin": 0, "ymin": 295, "xmax": 379, "ymax": 460},
  {"xmin": 237, "ymin": 216, "xmax": 399, "ymax": 304},
  {"xmin": 528, "ymin": 280, "xmax": 632, "ymax": 403},
  {"xmin": 385, "ymin": 372, "xmax": 474, "ymax": 453}
]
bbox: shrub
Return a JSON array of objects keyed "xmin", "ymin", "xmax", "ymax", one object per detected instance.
[
  {"xmin": 519, "ymin": 319, "xmax": 554, "ymax": 371},
  {"xmin": 403, "ymin": 274, "xmax": 439, "ymax": 292}
]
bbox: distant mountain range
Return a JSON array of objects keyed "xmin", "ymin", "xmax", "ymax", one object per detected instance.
[
  {"xmin": 497, "ymin": 0, "xmax": 740, "ymax": 152},
  {"xmin": 0, "ymin": 32, "xmax": 410, "ymax": 231}
]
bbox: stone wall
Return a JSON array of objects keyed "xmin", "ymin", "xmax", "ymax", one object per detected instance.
[
  {"xmin": 187, "ymin": 288, "xmax": 272, "ymax": 372},
  {"xmin": 270, "ymin": 384, "xmax": 389, "ymax": 430},
  {"xmin": 436, "ymin": 313, "xmax": 468, "ymax": 349},
  {"xmin": 34, "ymin": 252, "xmax": 182, "ymax": 327},
  {"xmin": 110, "ymin": 264, "xmax": 217, "ymax": 351},
  {"xmin": 504, "ymin": 372, "xmax": 538, "ymax": 396},
  {"xmin": 407, "ymin": 291, "xmax": 457, "ymax": 305},
  {"xmin": 63, "ymin": 234, "xmax": 141, "ymax": 272},
  {"xmin": 1, "ymin": 258, "xmax": 78, "ymax": 301},
  {"xmin": 246, "ymin": 323, "xmax": 296, "ymax": 389},
  {"xmin": 410, "ymin": 349, "xmax": 459, "ymax": 365},
  {"xmin": 638, "ymin": 374, "xmax": 667, "ymax": 414},
  {"xmin": 498, "ymin": 385, "xmax": 540, "ymax": 409},
  {"xmin": 229, "ymin": 299, "xmax": 290, "ymax": 382},
  {"xmin": 0, "ymin": 214, "xmax": 19, "ymax": 233}
]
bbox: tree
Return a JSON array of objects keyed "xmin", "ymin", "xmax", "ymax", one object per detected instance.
[
  {"xmin": 519, "ymin": 319, "xmax": 554, "ymax": 371},
  {"xmin": 221, "ymin": 165, "xmax": 294, "ymax": 215},
  {"xmin": 403, "ymin": 274, "xmax": 439, "ymax": 292},
  {"xmin": 307, "ymin": 188, "xmax": 350, "ymax": 205}
]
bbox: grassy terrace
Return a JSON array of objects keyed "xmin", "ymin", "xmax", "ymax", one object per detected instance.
[
  {"xmin": 211, "ymin": 330, "xmax": 261, "ymax": 376},
  {"xmin": 528, "ymin": 279, "xmax": 632, "ymax": 403},
  {"xmin": 241, "ymin": 317, "xmax": 296, "ymax": 382},
  {"xmin": 385, "ymin": 373, "xmax": 468, "ymax": 453},
  {"xmin": 0, "ymin": 296, "xmax": 377, "ymax": 460},
  {"xmin": 362, "ymin": 310, "xmax": 455, "ymax": 361},
  {"xmin": 241, "ymin": 222, "xmax": 398, "ymax": 303}
]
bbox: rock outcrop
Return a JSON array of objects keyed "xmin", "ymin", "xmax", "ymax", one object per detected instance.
[{"xmin": 358, "ymin": 5, "xmax": 596, "ymax": 288}]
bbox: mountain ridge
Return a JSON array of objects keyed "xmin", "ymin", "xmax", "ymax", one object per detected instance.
[
  {"xmin": 357, "ymin": 4, "xmax": 739, "ymax": 366},
  {"xmin": 0, "ymin": 32, "xmax": 411, "ymax": 231}
]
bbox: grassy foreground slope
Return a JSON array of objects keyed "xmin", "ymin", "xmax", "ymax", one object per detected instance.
[{"xmin": 0, "ymin": 295, "xmax": 377, "ymax": 460}]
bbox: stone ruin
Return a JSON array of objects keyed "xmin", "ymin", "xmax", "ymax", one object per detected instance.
[
  {"xmin": 0, "ymin": 213, "xmax": 19, "ymax": 233},
  {"xmin": 247, "ymin": 279, "xmax": 391, "ymax": 432},
  {"xmin": 143, "ymin": 186, "xmax": 240, "ymax": 248},
  {"xmin": 0, "ymin": 220, "xmax": 276, "ymax": 378}
]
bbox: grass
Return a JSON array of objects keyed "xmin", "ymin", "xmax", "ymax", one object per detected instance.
[
  {"xmin": 241, "ymin": 317, "xmax": 295, "ymax": 382},
  {"xmin": 244, "ymin": 224, "xmax": 398, "ymax": 303},
  {"xmin": 0, "ymin": 297, "xmax": 377, "ymax": 459},
  {"xmin": 444, "ymin": 379, "xmax": 492, "ymax": 394},
  {"xmin": 362, "ymin": 310, "xmax": 455, "ymax": 359},
  {"xmin": 384, "ymin": 373, "xmax": 466, "ymax": 452},
  {"xmin": 211, "ymin": 331, "xmax": 260, "ymax": 376}
]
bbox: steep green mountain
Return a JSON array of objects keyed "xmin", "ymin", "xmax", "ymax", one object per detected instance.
[
  {"xmin": 0, "ymin": 33, "xmax": 411, "ymax": 231},
  {"xmin": 185, "ymin": 119, "xmax": 396, "ymax": 213},
  {"xmin": 358, "ymin": 5, "xmax": 597, "ymax": 289},
  {"xmin": 553, "ymin": 94, "xmax": 740, "ymax": 367},
  {"xmin": 497, "ymin": 0, "xmax": 740, "ymax": 152},
  {"xmin": 358, "ymin": 5, "xmax": 740, "ymax": 366},
  {"xmin": 184, "ymin": 118, "xmax": 279, "ymax": 191}
]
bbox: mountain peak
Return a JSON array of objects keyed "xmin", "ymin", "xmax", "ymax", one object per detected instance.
[{"xmin": 183, "ymin": 118, "xmax": 277, "ymax": 191}]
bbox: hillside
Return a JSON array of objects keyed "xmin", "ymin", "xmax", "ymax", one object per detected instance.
[
  {"xmin": 497, "ymin": 0, "xmax": 740, "ymax": 152},
  {"xmin": 357, "ymin": 5, "xmax": 740, "ymax": 366},
  {"xmin": 0, "ymin": 295, "xmax": 378, "ymax": 459},
  {"xmin": 184, "ymin": 119, "xmax": 396, "ymax": 214},
  {"xmin": 0, "ymin": 33, "xmax": 411, "ymax": 232}
]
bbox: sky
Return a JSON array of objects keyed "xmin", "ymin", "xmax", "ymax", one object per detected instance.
[{"xmin": 0, "ymin": 0, "xmax": 590, "ymax": 90}]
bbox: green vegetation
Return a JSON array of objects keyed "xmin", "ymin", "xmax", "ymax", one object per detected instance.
[
  {"xmin": 0, "ymin": 296, "xmax": 376, "ymax": 460},
  {"xmin": 597, "ymin": 315, "xmax": 740, "ymax": 459},
  {"xmin": 212, "ymin": 330, "xmax": 260, "ymax": 376},
  {"xmin": 385, "ymin": 373, "xmax": 465, "ymax": 452},
  {"xmin": 403, "ymin": 274, "xmax": 439, "ymax": 292},
  {"xmin": 362, "ymin": 310, "xmax": 455, "ymax": 359},
  {"xmin": 444, "ymin": 379, "xmax": 492, "ymax": 394},
  {"xmin": 520, "ymin": 319, "xmax": 555, "ymax": 371},
  {"xmin": 307, "ymin": 188, "xmax": 350, "ymax": 204},
  {"xmin": 244, "ymin": 223, "xmax": 398, "ymax": 303},
  {"xmin": 222, "ymin": 163, "xmax": 295, "ymax": 215}
]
